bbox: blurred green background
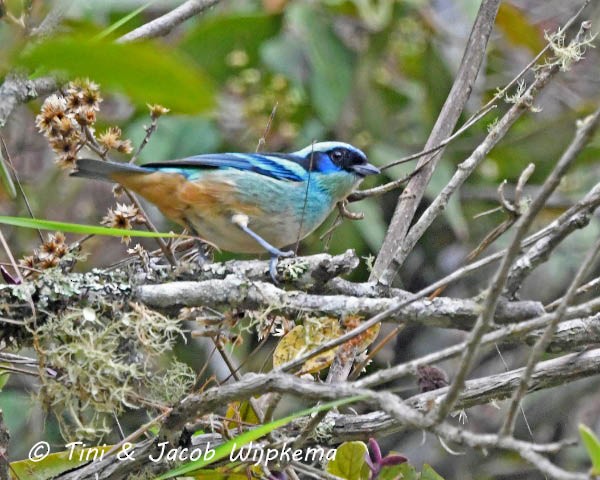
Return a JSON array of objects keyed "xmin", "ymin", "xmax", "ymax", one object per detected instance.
[{"xmin": 1, "ymin": 0, "xmax": 600, "ymax": 478}]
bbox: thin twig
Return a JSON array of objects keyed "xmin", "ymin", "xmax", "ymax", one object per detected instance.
[
  {"xmin": 546, "ymin": 276, "xmax": 600, "ymax": 311},
  {"xmin": 380, "ymin": 63, "xmax": 558, "ymax": 285},
  {"xmin": 500, "ymin": 235, "xmax": 600, "ymax": 436},
  {"xmin": 0, "ymin": 135, "xmax": 44, "ymax": 242},
  {"xmin": 380, "ymin": 104, "xmax": 496, "ymax": 172},
  {"xmin": 129, "ymin": 116, "xmax": 160, "ymax": 164},
  {"xmin": 256, "ymin": 103, "xmax": 277, "ymax": 153},
  {"xmin": 370, "ymin": 0, "xmax": 501, "ymax": 282},
  {"xmin": 433, "ymin": 106, "xmax": 600, "ymax": 424}
]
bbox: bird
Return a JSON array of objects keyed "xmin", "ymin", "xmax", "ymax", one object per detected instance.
[{"xmin": 71, "ymin": 141, "xmax": 380, "ymax": 281}]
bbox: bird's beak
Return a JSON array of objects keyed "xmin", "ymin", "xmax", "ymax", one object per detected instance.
[{"xmin": 351, "ymin": 163, "xmax": 380, "ymax": 177}]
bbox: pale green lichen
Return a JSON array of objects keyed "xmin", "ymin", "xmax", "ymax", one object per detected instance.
[
  {"xmin": 283, "ymin": 259, "xmax": 309, "ymax": 280},
  {"xmin": 35, "ymin": 301, "xmax": 187, "ymax": 441}
]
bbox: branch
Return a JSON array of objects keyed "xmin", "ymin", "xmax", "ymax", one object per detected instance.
[
  {"xmin": 356, "ymin": 299, "xmax": 600, "ymax": 388},
  {"xmin": 378, "ymin": 61, "xmax": 558, "ymax": 286},
  {"xmin": 117, "ymin": 0, "xmax": 221, "ymax": 42},
  {"xmin": 506, "ymin": 109, "xmax": 600, "ymax": 299},
  {"xmin": 137, "ymin": 277, "xmax": 542, "ymax": 330},
  {"xmin": 54, "ymin": 350, "xmax": 600, "ymax": 480},
  {"xmin": 433, "ymin": 104, "xmax": 600, "ymax": 423},
  {"xmin": 500, "ymin": 234, "xmax": 600, "ymax": 435},
  {"xmin": 0, "ymin": 73, "xmax": 57, "ymax": 127},
  {"xmin": 370, "ymin": 0, "xmax": 501, "ymax": 282}
]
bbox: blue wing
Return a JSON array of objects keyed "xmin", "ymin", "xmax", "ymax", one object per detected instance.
[{"xmin": 142, "ymin": 153, "xmax": 307, "ymax": 182}]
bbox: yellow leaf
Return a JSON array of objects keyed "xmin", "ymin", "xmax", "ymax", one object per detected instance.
[
  {"xmin": 225, "ymin": 401, "xmax": 260, "ymax": 429},
  {"xmin": 496, "ymin": 3, "xmax": 544, "ymax": 54},
  {"xmin": 273, "ymin": 318, "xmax": 344, "ymax": 374}
]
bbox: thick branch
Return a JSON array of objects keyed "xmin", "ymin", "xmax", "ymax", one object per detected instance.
[
  {"xmin": 137, "ymin": 277, "xmax": 542, "ymax": 329},
  {"xmin": 0, "ymin": 73, "xmax": 57, "ymax": 127},
  {"xmin": 53, "ymin": 350, "xmax": 600, "ymax": 480}
]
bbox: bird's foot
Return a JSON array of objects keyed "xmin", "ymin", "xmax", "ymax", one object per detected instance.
[
  {"xmin": 195, "ymin": 241, "xmax": 213, "ymax": 267},
  {"xmin": 268, "ymin": 249, "xmax": 295, "ymax": 283}
]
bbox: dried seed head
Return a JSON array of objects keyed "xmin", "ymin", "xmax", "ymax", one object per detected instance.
[
  {"xmin": 36, "ymin": 94, "xmax": 68, "ymax": 134},
  {"xmin": 98, "ymin": 126, "xmax": 122, "ymax": 150},
  {"xmin": 147, "ymin": 103, "xmax": 170, "ymax": 118},
  {"xmin": 416, "ymin": 365, "xmax": 449, "ymax": 392},
  {"xmin": 19, "ymin": 255, "xmax": 37, "ymax": 270},
  {"xmin": 81, "ymin": 80, "xmax": 102, "ymax": 111},
  {"xmin": 101, "ymin": 203, "xmax": 141, "ymax": 244},
  {"xmin": 38, "ymin": 254, "xmax": 60, "ymax": 270},
  {"xmin": 74, "ymin": 108, "xmax": 97, "ymax": 126},
  {"xmin": 116, "ymin": 138, "xmax": 133, "ymax": 154},
  {"xmin": 50, "ymin": 136, "xmax": 78, "ymax": 156},
  {"xmin": 98, "ymin": 126, "xmax": 133, "ymax": 154},
  {"xmin": 41, "ymin": 232, "xmax": 68, "ymax": 258}
]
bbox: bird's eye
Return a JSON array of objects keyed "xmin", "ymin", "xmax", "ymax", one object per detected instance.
[{"xmin": 331, "ymin": 150, "xmax": 344, "ymax": 163}]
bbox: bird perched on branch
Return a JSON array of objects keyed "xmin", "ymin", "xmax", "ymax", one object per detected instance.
[{"xmin": 71, "ymin": 142, "xmax": 379, "ymax": 281}]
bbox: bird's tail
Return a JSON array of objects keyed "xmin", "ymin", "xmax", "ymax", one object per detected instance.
[{"xmin": 70, "ymin": 158, "xmax": 152, "ymax": 182}]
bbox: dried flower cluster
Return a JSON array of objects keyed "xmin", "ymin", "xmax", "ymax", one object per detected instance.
[
  {"xmin": 35, "ymin": 79, "xmax": 102, "ymax": 168},
  {"xmin": 35, "ymin": 79, "xmax": 135, "ymax": 168},
  {"xmin": 98, "ymin": 126, "xmax": 133, "ymax": 154},
  {"xmin": 101, "ymin": 203, "xmax": 144, "ymax": 244},
  {"xmin": 19, "ymin": 232, "xmax": 69, "ymax": 276}
]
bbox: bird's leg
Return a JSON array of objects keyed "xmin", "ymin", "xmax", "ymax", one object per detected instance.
[
  {"xmin": 184, "ymin": 220, "xmax": 212, "ymax": 265},
  {"xmin": 231, "ymin": 214, "xmax": 294, "ymax": 282}
]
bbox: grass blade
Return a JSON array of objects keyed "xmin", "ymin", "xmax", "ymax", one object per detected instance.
[
  {"xmin": 0, "ymin": 215, "xmax": 183, "ymax": 239},
  {"xmin": 158, "ymin": 395, "xmax": 366, "ymax": 479}
]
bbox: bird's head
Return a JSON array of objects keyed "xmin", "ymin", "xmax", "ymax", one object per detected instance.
[{"xmin": 294, "ymin": 142, "xmax": 380, "ymax": 177}]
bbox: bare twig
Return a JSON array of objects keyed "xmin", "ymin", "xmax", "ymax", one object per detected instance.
[
  {"xmin": 256, "ymin": 103, "xmax": 277, "ymax": 153},
  {"xmin": 433, "ymin": 106, "xmax": 600, "ymax": 424},
  {"xmin": 381, "ymin": 65, "xmax": 557, "ymax": 286},
  {"xmin": 117, "ymin": 0, "xmax": 221, "ymax": 42},
  {"xmin": 129, "ymin": 116, "xmax": 161, "ymax": 164},
  {"xmin": 0, "ymin": 135, "xmax": 44, "ymax": 242},
  {"xmin": 356, "ymin": 298, "xmax": 600, "ymax": 388},
  {"xmin": 465, "ymin": 163, "xmax": 535, "ymax": 262},
  {"xmin": 500, "ymin": 235, "xmax": 600, "ymax": 436},
  {"xmin": 29, "ymin": 2, "xmax": 72, "ymax": 38},
  {"xmin": 546, "ymin": 276, "xmax": 600, "ymax": 311},
  {"xmin": 504, "ymin": 116, "xmax": 600, "ymax": 298},
  {"xmin": 370, "ymin": 0, "xmax": 501, "ymax": 282}
]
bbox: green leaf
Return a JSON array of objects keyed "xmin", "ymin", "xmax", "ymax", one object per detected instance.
[
  {"xmin": 421, "ymin": 464, "xmax": 446, "ymax": 480},
  {"xmin": 158, "ymin": 395, "xmax": 366, "ymax": 479},
  {"xmin": 379, "ymin": 462, "xmax": 418, "ymax": 480},
  {"xmin": 181, "ymin": 13, "xmax": 283, "ymax": 80},
  {"xmin": 10, "ymin": 445, "xmax": 113, "ymax": 480},
  {"xmin": 579, "ymin": 424, "xmax": 600, "ymax": 475},
  {"xmin": 0, "ymin": 368, "xmax": 10, "ymax": 391},
  {"xmin": 188, "ymin": 471, "xmax": 248, "ymax": 479},
  {"xmin": 17, "ymin": 35, "xmax": 215, "ymax": 114},
  {"xmin": 0, "ymin": 135, "xmax": 17, "ymax": 200},
  {"xmin": 0, "ymin": 216, "xmax": 182, "ymax": 239},
  {"xmin": 326, "ymin": 441, "xmax": 370, "ymax": 480},
  {"xmin": 287, "ymin": 4, "xmax": 354, "ymax": 126}
]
